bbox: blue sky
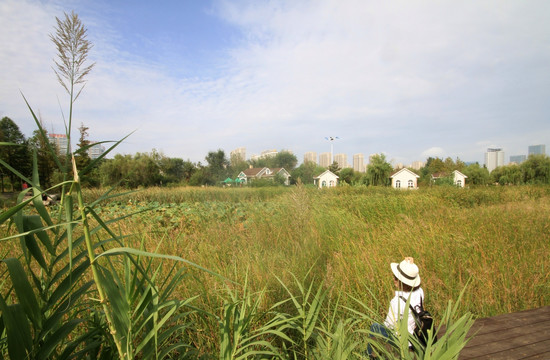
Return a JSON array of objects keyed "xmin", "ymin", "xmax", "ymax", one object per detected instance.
[{"xmin": 1, "ymin": 0, "xmax": 549, "ymax": 167}]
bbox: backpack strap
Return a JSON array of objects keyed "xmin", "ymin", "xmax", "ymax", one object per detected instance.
[{"xmin": 399, "ymin": 295, "xmax": 423, "ymax": 314}]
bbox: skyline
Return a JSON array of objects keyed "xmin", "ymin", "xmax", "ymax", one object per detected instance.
[
  {"xmin": 229, "ymin": 140, "xmax": 547, "ymax": 169},
  {"xmin": 1, "ymin": 0, "xmax": 549, "ymax": 166}
]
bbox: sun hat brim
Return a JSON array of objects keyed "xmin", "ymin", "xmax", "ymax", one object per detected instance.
[{"xmin": 391, "ymin": 262, "xmax": 421, "ymax": 288}]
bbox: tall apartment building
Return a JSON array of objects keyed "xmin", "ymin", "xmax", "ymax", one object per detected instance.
[
  {"xmin": 230, "ymin": 147, "xmax": 246, "ymax": 163},
  {"xmin": 303, "ymin": 152, "xmax": 317, "ymax": 164},
  {"xmin": 353, "ymin": 153, "xmax": 365, "ymax": 173},
  {"xmin": 528, "ymin": 144, "xmax": 546, "ymax": 156},
  {"xmin": 261, "ymin": 149, "xmax": 278, "ymax": 158},
  {"xmin": 88, "ymin": 142, "xmax": 105, "ymax": 160},
  {"xmin": 485, "ymin": 148, "xmax": 505, "ymax": 173},
  {"xmin": 48, "ymin": 133, "xmax": 104, "ymax": 159},
  {"xmin": 333, "ymin": 153, "xmax": 348, "ymax": 169},
  {"xmin": 509, "ymin": 155, "xmax": 526, "ymax": 164},
  {"xmin": 319, "ymin": 152, "xmax": 331, "ymax": 168},
  {"xmin": 48, "ymin": 133, "xmax": 68, "ymax": 154},
  {"xmin": 410, "ymin": 161, "xmax": 425, "ymax": 170}
]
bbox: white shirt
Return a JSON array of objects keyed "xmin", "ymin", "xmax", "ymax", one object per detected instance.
[{"xmin": 383, "ymin": 287, "xmax": 425, "ymax": 335}]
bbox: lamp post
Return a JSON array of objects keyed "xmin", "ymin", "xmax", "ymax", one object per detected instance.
[{"xmin": 325, "ymin": 136, "xmax": 339, "ymax": 164}]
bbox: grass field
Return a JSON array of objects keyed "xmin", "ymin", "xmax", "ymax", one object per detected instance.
[
  {"xmin": 92, "ymin": 185, "xmax": 549, "ymax": 317},
  {"xmin": 2, "ymin": 184, "xmax": 548, "ymax": 357}
]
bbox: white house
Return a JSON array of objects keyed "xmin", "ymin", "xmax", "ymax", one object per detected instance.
[
  {"xmin": 390, "ymin": 168, "xmax": 420, "ymax": 189},
  {"xmin": 313, "ymin": 170, "xmax": 339, "ymax": 189},
  {"xmin": 237, "ymin": 167, "xmax": 291, "ymax": 185},
  {"xmin": 452, "ymin": 170, "xmax": 468, "ymax": 188}
]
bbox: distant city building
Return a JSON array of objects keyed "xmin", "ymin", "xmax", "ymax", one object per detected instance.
[
  {"xmin": 333, "ymin": 153, "xmax": 348, "ymax": 169},
  {"xmin": 48, "ymin": 133, "xmax": 68, "ymax": 154},
  {"xmin": 88, "ymin": 142, "xmax": 105, "ymax": 160},
  {"xmin": 485, "ymin": 148, "xmax": 505, "ymax": 173},
  {"xmin": 304, "ymin": 151, "xmax": 317, "ymax": 164},
  {"xmin": 230, "ymin": 147, "xmax": 246, "ymax": 162},
  {"xmin": 353, "ymin": 153, "xmax": 365, "ymax": 172},
  {"xmin": 528, "ymin": 144, "xmax": 546, "ymax": 156},
  {"xmin": 261, "ymin": 149, "xmax": 278, "ymax": 158},
  {"xmin": 394, "ymin": 163, "xmax": 404, "ymax": 170},
  {"xmin": 410, "ymin": 161, "xmax": 425, "ymax": 170},
  {"xmin": 509, "ymin": 155, "xmax": 527, "ymax": 164},
  {"xmin": 319, "ymin": 152, "xmax": 331, "ymax": 167}
]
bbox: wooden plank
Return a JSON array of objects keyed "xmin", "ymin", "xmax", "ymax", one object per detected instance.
[
  {"xmin": 469, "ymin": 307, "xmax": 550, "ymax": 336},
  {"xmin": 460, "ymin": 329, "xmax": 550, "ymax": 359},
  {"xmin": 458, "ymin": 306, "xmax": 550, "ymax": 360},
  {"xmin": 464, "ymin": 320, "xmax": 550, "ymax": 347}
]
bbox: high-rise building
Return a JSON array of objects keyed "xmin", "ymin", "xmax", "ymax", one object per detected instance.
[
  {"xmin": 485, "ymin": 148, "xmax": 505, "ymax": 173},
  {"xmin": 333, "ymin": 153, "xmax": 348, "ymax": 169},
  {"xmin": 528, "ymin": 144, "xmax": 546, "ymax": 156},
  {"xmin": 261, "ymin": 149, "xmax": 278, "ymax": 158},
  {"xmin": 353, "ymin": 153, "xmax": 365, "ymax": 172},
  {"xmin": 304, "ymin": 152, "xmax": 317, "ymax": 164},
  {"xmin": 88, "ymin": 142, "xmax": 105, "ymax": 160},
  {"xmin": 509, "ymin": 155, "xmax": 526, "ymax": 164},
  {"xmin": 319, "ymin": 152, "xmax": 331, "ymax": 167},
  {"xmin": 48, "ymin": 133, "xmax": 68, "ymax": 154},
  {"xmin": 410, "ymin": 161, "xmax": 425, "ymax": 170},
  {"xmin": 230, "ymin": 147, "xmax": 246, "ymax": 163}
]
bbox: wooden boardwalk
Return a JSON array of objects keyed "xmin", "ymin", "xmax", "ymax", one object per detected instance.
[{"xmin": 459, "ymin": 306, "xmax": 550, "ymax": 359}]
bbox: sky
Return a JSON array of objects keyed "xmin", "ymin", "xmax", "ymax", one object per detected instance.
[{"xmin": 1, "ymin": 0, "xmax": 549, "ymax": 167}]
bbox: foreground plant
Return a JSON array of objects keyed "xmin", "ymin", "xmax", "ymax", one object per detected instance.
[{"xmin": 0, "ymin": 10, "xmax": 211, "ymax": 359}]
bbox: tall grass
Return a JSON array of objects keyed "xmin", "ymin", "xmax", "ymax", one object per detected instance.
[{"xmin": 88, "ymin": 184, "xmax": 547, "ymax": 356}]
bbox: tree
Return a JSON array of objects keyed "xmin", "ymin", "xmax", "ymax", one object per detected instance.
[
  {"xmin": 0, "ymin": 117, "xmax": 32, "ymax": 191},
  {"xmin": 491, "ymin": 164, "xmax": 522, "ymax": 185},
  {"xmin": 520, "ymin": 154, "xmax": 550, "ymax": 184},
  {"xmin": 339, "ymin": 168, "xmax": 361, "ymax": 185},
  {"xmin": 462, "ymin": 163, "xmax": 490, "ymax": 185},
  {"xmin": 365, "ymin": 153, "xmax": 392, "ymax": 186},
  {"xmin": 328, "ymin": 161, "xmax": 341, "ymax": 174},
  {"xmin": 273, "ymin": 151, "xmax": 298, "ymax": 170},
  {"xmin": 74, "ymin": 123, "xmax": 91, "ymax": 168},
  {"xmin": 229, "ymin": 153, "xmax": 249, "ymax": 177},
  {"xmin": 28, "ymin": 126, "xmax": 57, "ymax": 189},
  {"xmin": 205, "ymin": 149, "xmax": 229, "ymax": 185},
  {"xmin": 181, "ymin": 160, "xmax": 197, "ymax": 183},
  {"xmin": 291, "ymin": 162, "xmax": 325, "ymax": 185}
]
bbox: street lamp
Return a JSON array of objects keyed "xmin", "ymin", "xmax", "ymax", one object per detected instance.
[{"xmin": 325, "ymin": 136, "xmax": 339, "ymax": 164}]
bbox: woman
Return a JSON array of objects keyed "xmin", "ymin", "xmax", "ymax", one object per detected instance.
[{"xmin": 367, "ymin": 257, "xmax": 424, "ymax": 357}]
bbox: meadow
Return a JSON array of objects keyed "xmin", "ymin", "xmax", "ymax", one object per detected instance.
[
  {"xmin": 1, "ymin": 184, "xmax": 548, "ymax": 358},
  {"xmin": 98, "ymin": 185, "xmax": 548, "ymax": 316}
]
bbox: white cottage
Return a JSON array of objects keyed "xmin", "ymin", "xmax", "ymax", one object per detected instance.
[
  {"xmin": 313, "ymin": 170, "xmax": 339, "ymax": 189},
  {"xmin": 237, "ymin": 167, "xmax": 291, "ymax": 185},
  {"xmin": 390, "ymin": 168, "xmax": 420, "ymax": 189},
  {"xmin": 452, "ymin": 170, "xmax": 468, "ymax": 188}
]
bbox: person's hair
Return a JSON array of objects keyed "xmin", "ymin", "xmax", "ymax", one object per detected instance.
[{"xmin": 394, "ymin": 275, "xmax": 421, "ymax": 292}]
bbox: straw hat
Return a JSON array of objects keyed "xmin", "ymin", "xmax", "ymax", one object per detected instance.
[{"xmin": 391, "ymin": 257, "xmax": 421, "ymax": 287}]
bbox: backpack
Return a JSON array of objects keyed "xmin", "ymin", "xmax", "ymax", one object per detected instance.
[{"xmin": 400, "ymin": 296, "xmax": 437, "ymax": 347}]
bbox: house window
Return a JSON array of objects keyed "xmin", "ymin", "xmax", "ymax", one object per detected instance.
[
  {"xmin": 329, "ymin": 180, "xmax": 335, "ymax": 187},
  {"xmin": 322, "ymin": 180, "xmax": 327, "ymax": 187},
  {"xmin": 456, "ymin": 180, "xmax": 462, "ymax": 187},
  {"xmin": 395, "ymin": 180, "xmax": 401, "ymax": 188},
  {"xmin": 408, "ymin": 180, "xmax": 414, "ymax": 188}
]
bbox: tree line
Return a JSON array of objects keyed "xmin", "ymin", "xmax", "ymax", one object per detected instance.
[{"xmin": 2, "ymin": 116, "xmax": 549, "ymax": 191}]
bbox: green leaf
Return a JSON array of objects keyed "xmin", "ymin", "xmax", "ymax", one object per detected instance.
[
  {"xmin": 0, "ymin": 299, "xmax": 32, "ymax": 360},
  {"xmin": 2, "ymin": 258, "xmax": 42, "ymax": 329},
  {"xmin": 95, "ymin": 247, "xmax": 228, "ymax": 282}
]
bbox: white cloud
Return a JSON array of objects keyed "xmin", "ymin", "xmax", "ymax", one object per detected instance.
[{"xmin": 1, "ymin": 0, "xmax": 549, "ymax": 165}]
